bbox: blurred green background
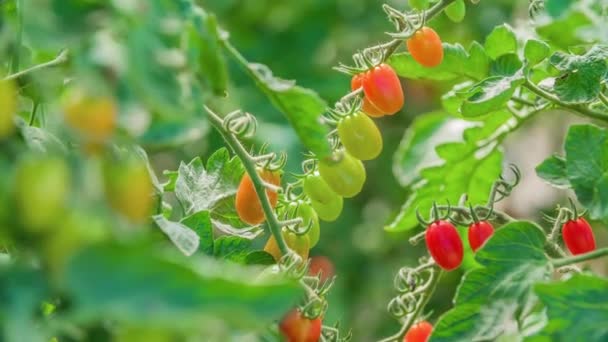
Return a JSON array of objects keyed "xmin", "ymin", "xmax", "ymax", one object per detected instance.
[{"xmin": 196, "ymin": 1, "xmax": 529, "ymax": 339}]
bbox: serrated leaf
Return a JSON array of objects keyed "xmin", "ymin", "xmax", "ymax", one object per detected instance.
[
  {"xmin": 524, "ymin": 39, "xmax": 551, "ymax": 66},
  {"xmin": 532, "ymin": 275, "xmax": 608, "ymax": 342},
  {"xmin": 388, "ymin": 42, "xmax": 489, "ymax": 81},
  {"xmin": 484, "ymin": 24, "xmax": 517, "ymax": 60},
  {"xmin": 392, "ymin": 112, "xmax": 475, "ymax": 186},
  {"xmin": 536, "ymin": 155, "xmax": 570, "ymax": 189},
  {"xmin": 64, "ymin": 244, "xmax": 302, "ymax": 330},
  {"xmin": 459, "ymin": 72, "xmax": 525, "ymax": 117},
  {"xmin": 431, "ymin": 222, "xmax": 551, "ymax": 342},
  {"xmin": 153, "ymin": 215, "xmax": 200, "ymax": 256},
  {"xmin": 387, "ymin": 111, "xmax": 513, "ymax": 232},
  {"xmin": 174, "ymin": 148, "xmax": 244, "ymax": 215},
  {"xmin": 549, "ymin": 46, "xmax": 608, "ymax": 104},
  {"xmin": 213, "ymin": 236, "xmax": 253, "ymax": 263},
  {"xmin": 181, "ymin": 211, "xmax": 214, "ymax": 255}
]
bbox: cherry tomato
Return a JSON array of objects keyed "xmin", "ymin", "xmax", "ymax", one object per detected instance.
[
  {"xmin": 279, "ymin": 309, "xmax": 322, "ymax": 342},
  {"xmin": 62, "ymin": 88, "xmax": 117, "ymax": 143},
  {"xmin": 235, "ymin": 169, "xmax": 281, "ymax": 225},
  {"xmin": 425, "ymin": 220, "xmax": 463, "ymax": 271},
  {"xmin": 445, "ymin": 0, "xmax": 466, "ymax": 23},
  {"xmin": 318, "ymin": 151, "xmax": 366, "ymax": 198},
  {"xmin": 338, "ymin": 111, "xmax": 383, "ymax": 161},
  {"xmin": 562, "ymin": 218, "xmax": 596, "ymax": 255},
  {"xmin": 264, "ymin": 228, "xmax": 310, "ymax": 262},
  {"xmin": 303, "ymin": 172, "xmax": 343, "ymax": 222},
  {"xmin": 308, "ymin": 256, "xmax": 335, "ymax": 283},
  {"xmin": 15, "ymin": 155, "xmax": 70, "ymax": 233},
  {"xmin": 103, "ymin": 156, "xmax": 154, "ymax": 224},
  {"xmin": 406, "ymin": 27, "xmax": 444, "ymax": 68},
  {"xmin": 362, "ymin": 64, "xmax": 404, "ymax": 115},
  {"xmin": 0, "ymin": 79, "xmax": 17, "ymax": 139},
  {"xmin": 404, "ymin": 321, "xmax": 433, "ymax": 342},
  {"xmin": 468, "ymin": 221, "xmax": 494, "ymax": 252},
  {"xmin": 284, "ymin": 201, "xmax": 321, "ymax": 248},
  {"xmin": 351, "ymin": 73, "xmax": 385, "ymax": 118}
]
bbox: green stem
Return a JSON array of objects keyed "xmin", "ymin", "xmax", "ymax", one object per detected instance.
[
  {"xmin": 28, "ymin": 101, "xmax": 39, "ymax": 126},
  {"xmin": 552, "ymin": 247, "xmax": 608, "ymax": 268},
  {"xmin": 205, "ymin": 107, "xmax": 289, "ymax": 255},
  {"xmin": 10, "ymin": 0, "xmax": 24, "ymax": 74},
  {"xmin": 437, "ymin": 205, "xmax": 514, "ymax": 225},
  {"xmin": 3, "ymin": 49, "xmax": 69, "ymax": 81},
  {"xmin": 524, "ymin": 79, "xmax": 608, "ymax": 123}
]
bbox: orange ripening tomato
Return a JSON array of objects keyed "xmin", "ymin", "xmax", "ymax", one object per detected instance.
[
  {"xmin": 351, "ymin": 73, "xmax": 385, "ymax": 118},
  {"xmin": 279, "ymin": 309, "xmax": 322, "ymax": 342},
  {"xmin": 406, "ymin": 27, "xmax": 444, "ymax": 68},
  {"xmin": 235, "ymin": 169, "xmax": 281, "ymax": 225},
  {"xmin": 63, "ymin": 88, "xmax": 117, "ymax": 143},
  {"xmin": 362, "ymin": 64, "xmax": 404, "ymax": 115},
  {"xmin": 404, "ymin": 321, "xmax": 433, "ymax": 342}
]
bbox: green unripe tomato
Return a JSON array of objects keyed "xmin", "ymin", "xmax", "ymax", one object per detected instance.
[
  {"xmin": 337, "ymin": 112, "xmax": 383, "ymax": 161},
  {"xmin": 0, "ymin": 79, "xmax": 17, "ymax": 139},
  {"xmin": 303, "ymin": 172, "xmax": 343, "ymax": 222},
  {"xmin": 445, "ymin": 0, "xmax": 466, "ymax": 23},
  {"xmin": 15, "ymin": 155, "xmax": 70, "ymax": 233},
  {"xmin": 318, "ymin": 151, "xmax": 366, "ymax": 198},
  {"xmin": 284, "ymin": 201, "xmax": 321, "ymax": 248},
  {"xmin": 409, "ymin": 0, "xmax": 430, "ymax": 10},
  {"xmin": 103, "ymin": 156, "xmax": 153, "ymax": 224}
]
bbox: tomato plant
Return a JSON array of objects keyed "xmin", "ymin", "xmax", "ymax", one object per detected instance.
[
  {"xmin": 303, "ymin": 172, "xmax": 343, "ymax": 222},
  {"xmin": 337, "ymin": 111, "xmax": 383, "ymax": 161},
  {"xmin": 318, "ymin": 151, "xmax": 366, "ymax": 198},
  {"xmin": 361, "ymin": 64, "xmax": 404, "ymax": 115},
  {"xmin": 235, "ymin": 169, "xmax": 281, "ymax": 225},
  {"xmin": 562, "ymin": 217, "xmax": 596, "ymax": 256},
  {"xmin": 424, "ymin": 220, "xmax": 463, "ymax": 271},
  {"xmin": 279, "ymin": 309, "xmax": 323, "ymax": 342},
  {"xmin": 351, "ymin": 73, "xmax": 385, "ymax": 118},
  {"xmin": 467, "ymin": 221, "xmax": 494, "ymax": 253},
  {"xmin": 406, "ymin": 27, "xmax": 444, "ymax": 68},
  {"xmin": 403, "ymin": 321, "xmax": 432, "ymax": 342}
]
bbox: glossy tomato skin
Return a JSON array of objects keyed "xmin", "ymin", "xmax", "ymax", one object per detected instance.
[
  {"xmin": 303, "ymin": 172, "xmax": 343, "ymax": 222},
  {"xmin": 425, "ymin": 220, "xmax": 463, "ymax": 271},
  {"xmin": 235, "ymin": 169, "xmax": 281, "ymax": 225},
  {"xmin": 468, "ymin": 221, "xmax": 495, "ymax": 252},
  {"xmin": 279, "ymin": 309, "xmax": 322, "ymax": 342},
  {"xmin": 562, "ymin": 218, "xmax": 596, "ymax": 255},
  {"xmin": 351, "ymin": 73, "xmax": 385, "ymax": 118},
  {"xmin": 0, "ymin": 79, "xmax": 17, "ymax": 139},
  {"xmin": 264, "ymin": 228, "xmax": 310, "ymax": 262},
  {"xmin": 406, "ymin": 27, "xmax": 444, "ymax": 68},
  {"xmin": 318, "ymin": 151, "xmax": 366, "ymax": 198},
  {"xmin": 404, "ymin": 321, "xmax": 433, "ymax": 342},
  {"xmin": 284, "ymin": 201, "xmax": 321, "ymax": 248},
  {"xmin": 362, "ymin": 64, "xmax": 404, "ymax": 115},
  {"xmin": 338, "ymin": 112, "xmax": 383, "ymax": 161}
]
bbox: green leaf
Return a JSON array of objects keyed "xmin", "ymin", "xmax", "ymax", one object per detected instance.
[
  {"xmin": 524, "ymin": 39, "xmax": 551, "ymax": 66},
  {"xmin": 65, "ymin": 244, "xmax": 302, "ymax": 330},
  {"xmin": 387, "ymin": 111, "xmax": 512, "ymax": 232},
  {"xmin": 532, "ymin": 275, "xmax": 608, "ymax": 342},
  {"xmin": 214, "ymin": 236, "xmax": 253, "ymax": 263},
  {"xmin": 484, "ymin": 24, "xmax": 518, "ymax": 60},
  {"xmin": 181, "ymin": 211, "xmax": 214, "ymax": 255},
  {"xmin": 139, "ymin": 119, "xmax": 209, "ymax": 150},
  {"xmin": 459, "ymin": 73, "xmax": 525, "ymax": 117},
  {"xmin": 392, "ymin": 112, "xmax": 475, "ymax": 186},
  {"xmin": 388, "ymin": 42, "xmax": 489, "ymax": 81},
  {"xmin": 409, "ymin": 0, "xmax": 430, "ymax": 10},
  {"xmin": 153, "ymin": 215, "xmax": 200, "ymax": 256},
  {"xmin": 245, "ymin": 251, "xmax": 276, "ymax": 266},
  {"xmin": 444, "ymin": 0, "xmax": 466, "ymax": 23},
  {"xmin": 549, "ymin": 46, "xmax": 608, "ymax": 104},
  {"xmin": 545, "ymin": 0, "xmax": 576, "ymax": 18},
  {"xmin": 490, "ymin": 54, "xmax": 523, "ymax": 77},
  {"xmin": 536, "ymin": 10, "xmax": 591, "ymax": 49},
  {"xmin": 174, "ymin": 148, "xmax": 244, "ymax": 215},
  {"xmin": 536, "ymin": 155, "xmax": 570, "ymax": 189},
  {"xmin": 431, "ymin": 222, "xmax": 551, "ymax": 342}
]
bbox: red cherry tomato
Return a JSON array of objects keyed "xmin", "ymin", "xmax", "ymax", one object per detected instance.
[
  {"xmin": 406, "ymin": 27, "xmax": 444, "ymax": 68},
  {"xmin": 235, "ymin": 169, "xmax": 281, "ymax": 225},
  {"xmin": 468, "ymin": 221, "xmax": 494, "ymax": 252},
  {"xmin": 425, "ymin": 220, "xmax": 463, "ymax": 271},
  {"xmin": 308, "ymin": 256, "xmax": 335, "ymax": 283},
  {"xmin": 562, "ymin": 218, "xmax": 596, "ymax": 255},
  {"xmin": 351, "ymin": 73, "xmax": 385, "ymax": 118},
  {"xmin": 362, "ymin": 64, "xmax": 404, "ymax": 115},
  {"xmin": 404, "ymin": 321, "xmax": 433, "ymax": 342},
  {"xmin": 279, "ymin": 309, "xmax": 322, "ymax": 342}
]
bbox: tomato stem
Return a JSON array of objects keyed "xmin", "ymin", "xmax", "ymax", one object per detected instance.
[
  {"xmin": 552, "ymin": 247, "xmax": 608, "ymax": 268},
  {"xmin": 3, "ymin": 49, "xmax": 69, "ymax": 82}
]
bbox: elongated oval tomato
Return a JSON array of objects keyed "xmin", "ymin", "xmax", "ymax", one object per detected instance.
[
  {"xmin": 425, "ymin": 220, "xmax": 463, "ymax": 271},
  {"xmin": 285, "ymin": 201, "xmax": 321, "ymax": 248},
  {"xmin": 362, "ymin": 64, "xmax": 404, "ymax": 115},
  {"xmin": 468, "ymin": 221, "xmax": 494, "ymax": 252},
  {"xmin": 235, "ymin": 169, "xmax": 281, "ymax": 225},
  {"xmin": 308, "ymin": 256, "xmax": 335, "ymax": 283},
  {"xmin": 279, "ymin": 309, "xmax": 322, "ymax": 342},
  {"xmin": 318, "ymin": 151, "xmax": 366, "ymax": 198},
  {"xmin": 264, "ymin": 229, "xmax": 310, "ymax": 262},
  {"xmin": 63, "ymin": 88, "xmax": 117, "ymax": 143},
  {"xmin": 338, "ymin": 111, "xmax": 383, "ymax": 161},
  {"xmin": 406, "ymin": 27, "xmax": 444, "ymax": 68},
  {"xmin": 303, "ymin": 172, "xmax": 343, "ymax": 222},
  {"xmin": 351, "ymin": 73, "xmax": 385, "ymax": 118},
  {"xmin": 404, "ymin": 321, "xmax": 433, "ymax": 342},
  {"xmin": 562, "ymin": 218, "xmax": 596, "ymax": 255}
]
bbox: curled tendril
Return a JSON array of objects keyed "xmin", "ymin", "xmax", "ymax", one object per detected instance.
[
  {"xmin": 223, "ymin": 110, "xmax": 257, "ymax": 138},
  {"xmin": 384, "ymin": 5, "xmax": 425, "ymax": 39},
  {"xmin": 416, "ymin": 200, "xmax": 452, "ymax": 226},
  {"xmin": 394, "ymin": 267, "xmax": 422, "ymax": 293},
  {"xmin": 279, "ymin": 251, "xmax": 308, "ymax": 279},
  {"xmin": 486, "ymin": 164, "xmax": 521, "ymax": 206},
  {"xmin": 529, "ymin": 0, "xmax": 545, "ymax": 19},
  {"xmin": 388, "ymin": 293, "xmax": 419, "ymax": 318},
  {"xmin": 301, "ymin": 158, "xmax": 317, "ymax": 174},
  {"xmin": 322, "ymin": 323, "xmax": 353, "ymax": 342},
  {"xmin": 301, "ymin": 296, "xmax": 327, "ymax": 319}
]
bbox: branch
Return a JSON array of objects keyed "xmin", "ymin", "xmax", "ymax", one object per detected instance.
[
  {"xmin": 3, "ymin": 50, "xmax": 69, "ymax": 81},
  {"xmin": 205, "ymin": 107, "xmax": 289, "ymax": 255},
  {"xmin": 552, "ymin": 247, "xmax": 608, "ymax": 268}
]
